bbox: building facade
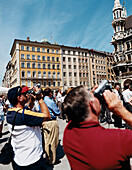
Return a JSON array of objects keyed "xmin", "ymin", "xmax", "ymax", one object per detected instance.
[
  {"xmin": 2, "ymin": 38, "xmax": 115, "ymax": 90},
  {"xmin": 111, "ymin": 0, "xmax": 132, "ymax": 87},
  {"xmin": 3, "ymin": 38, "xmax": 62, "ymax": 90}
]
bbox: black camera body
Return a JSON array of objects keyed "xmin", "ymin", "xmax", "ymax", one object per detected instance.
[{"xmin": 93, "ymin": 80, "xmax": 112, "ymax": 103}]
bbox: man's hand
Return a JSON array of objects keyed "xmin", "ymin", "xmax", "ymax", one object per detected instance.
[
  {"xmin": 103, "ymin": 90, "xmax": 123, "ymax": 113},
  {"xmin": 103, "ymin": 90, "xmax": 132, "ymax": 127}
]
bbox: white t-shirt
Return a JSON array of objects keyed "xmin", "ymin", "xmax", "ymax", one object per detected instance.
[
  {"xmin": 0, "ymin": 103, "xmax": 4, "ymax": 116},
  {"xmin": 8, "ymin": 124, "xmax": 43, "ymax": 166},
  {"xmin": 122, "ymin": 89, "xmax": 132, "ymax": 103},
  {"xmin": 57, "ymin": 92, "xmax": 62, "ymax": 102}
]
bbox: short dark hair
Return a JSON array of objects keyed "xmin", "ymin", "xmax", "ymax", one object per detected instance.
[
  {"xmin": 124, "ymin": 83, "xmax": 130, "ymax": 90},
  {"xmin": 63, "ymin": 86, "xmax": 93, "ymax": 124},
  {"xmin": 114, "ymin": 83, "xmax": 120, "ymax": 88},
  {"xmin": 43, "ymin": 87, "xmax": 52, "ymax": 96}
]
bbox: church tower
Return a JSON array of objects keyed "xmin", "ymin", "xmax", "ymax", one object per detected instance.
[{"xmin": 111, "ymin": 0, "xmax": 132, "ymax": 87}]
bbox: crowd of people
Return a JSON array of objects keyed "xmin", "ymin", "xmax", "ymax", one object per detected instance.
[{"xmin": 0, "ymin": 81, "xmax": 132, "ymax": 169}]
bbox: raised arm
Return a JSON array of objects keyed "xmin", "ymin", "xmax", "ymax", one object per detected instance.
[{"xmin": 103, "ymin": 90, "xmax": 132, "ymax": 127}]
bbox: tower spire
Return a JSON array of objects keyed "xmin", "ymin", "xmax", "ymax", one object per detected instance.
[{"xmin": 113, "ymin": 0, "xmax": 122, "ymax": 11}]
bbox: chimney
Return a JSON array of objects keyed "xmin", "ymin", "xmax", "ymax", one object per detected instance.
[{"xmin": 27, "ymin": 37, "xmax": 30, "ymax": 41}]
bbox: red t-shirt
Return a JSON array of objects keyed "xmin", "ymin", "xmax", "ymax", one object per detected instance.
[{"xmin": 63, "ymin": 121, "xmax": 132, "ymax": 170}]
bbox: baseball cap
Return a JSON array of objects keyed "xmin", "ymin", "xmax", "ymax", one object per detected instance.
[
  {"xmin": 21, "ymin": 86, "xmax": 29, "ymax": 94},
  {"xmin": 8, "ymin": 86, "xmax": 22, "ymax": 103}
]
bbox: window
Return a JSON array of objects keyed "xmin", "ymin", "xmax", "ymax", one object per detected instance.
[
  {"xmin": 83, "ymin": 73, "xmax": 85, "ymax": 77},
  {"xmin": 82, "ymin": 59, "xmax": 84, "ymax": 63},
  {"xmin": 86, "ymin": 73, "xmax": 88, "ymax": 77},
  {"xmin": 52, "ymin": 49, "xmax": 54, "ymax": 53},
  {"xmin": 68, "ymin": 58, "xmax": 71, "ymax": 62},
  {"xmin": 42, "ymin": 48, "xmax": 45, "ymax": 52},
  {"xmin": 58, "ymin": 82, "xmax": 60, "ymax": 86},
  {"xmin": 27, "ymin": 71, "xmax": 31, "ymax": 77},
  {"xmin": 63, "ymin": 57, "xmax": 65, "ymax": 62},
  {"xmin": 57, "ymin": 65, "xmax": 60, "ymax": 69},
  {"xmin": 63, "ymin": 50, "xmax": 65, "ymax": 54},
  {"xmin": 21, "ymin": 62, "xmax": 25, "ymax": 68},
  {"xmin": 21, "ymin": 71, "xmax": 25, "ymax": 77},
  {"xmin": 27, "ymin": 55, "xmax": 30, "ymax": 59},
  {"xmin": 68, "ymin": 50, "xmax": 70, "ymax": 55},
  {"xmin": 26, "ymin": 46, "xmax": 30, "ymax": 51},
  {"xmin": 48, "ymin": 81, "xmax": 51, "ymax": 86},
  {"xmin": 63, "ymin": 65, "xmax": 66, "ymax": 69},
  {"xmin": 63, "ymin": 72, "xmax": 66, "ymax": 77},
  {"xmin": 38, "ymin": 71, "xmax": 41, "ymax": 78},
  {"xmin": 47, "ymin": 49, "xmax": 50, "ymax": 53},
  {"xmin": 32, "ymin": 47, "xmax": 35, "ymax": 51},
  {"xmin": 70, "ymin": 81, "xmax": 72, "ymax": 86},
  {"xmin": 52, "ymin": 64, "xmax": 55, "ymax": 69},
  {"xmin": 27, "ymin": 80, "xmax": 31, "ymax": 87},
  {"xmin": 53, "ymin": 72, "xmax": 56, "ymax": 78},
  {"xmin": 33, "ymin": 71, "xmax": 36, "ymax": 77},
  {"xmin": 38, "ymin": 63, "xmax": 41, "ymax": 68},
  {"xmin": 79, "ymin": 66, "xmax": 81, "ymax": 69},
  {"xmin": 37, "ymin": 47, "xmax": 40, "ymax": 52},
  {"xmin": 48, "ymin": 64, "xmax": 50, "ymax": 69},
  {"xmin": 73, "ymin": 58, "xmax": 76, "ymax": 62},
  {"xmin": 53, "ymin": 82, "xmax": 56, "ymax": 87},
  {"xmin": 68, "ymin": 65, "xmax": 71, "ymax": 69},
  {"xmin": 43, "ymin": 63, "xmax": 46, "ymax": 69},
  {"xmin": 56, "ymin": 50, "xmax": 59, "ymax": 54},
  {"xmin": 21, "ymin": 46, "xmax": 24, "ymax": 50},
  {"xmin": 57, "ymin": 72, "xmax": 60, "ymax": 78},
  {"xmin": 27, "ymin": 63, "xmax": 30, "ymax": 68},
  {"xmin": 32, "ymin": 55, "xmax": 35, "ymax": 60},
  {"xmin": 74, "ymin": 73, "xmax": 76, "ymax": 77},
  {"xmin": 43, "ymin": 81, "xmax": 46, "ymax": 87},
  {"xmin": 21, "ymin": 80, "xmax": 25, "ymax": 86},
  {"xmin": 32, "ymin": 63, "xmax": 35, "ymax": 68},
  {"xmin": 33, "ymin": 81, "xmax": 36, "ymax": 86},
  {"xmin": 21, "ymin": 54, "xmax": 25, "ymax": 59},
  {"xmin": 56, "ymin": 57, "xmax": 59, "ymax": 62},
  {"xmin": 48, "ymin": 72, "xmax": 51, "ymax": 78},
  {"xmin": 119, "ymin": 43, "xmax": 122, "ymax": 52},
  {"xmin": 69, "ymin": 72, "xmax": 72, "ymax": 76},
  {"xmin": 43, "ymin": 71, "xmax": 46, "ymax": 78},
  {"xmin": 75, "ymin": 81, "xmax": 77, "ymax": 86},
  {"xmin": 64, "ymin": 81, "xmax": 67, "ymax": 86},
  {"xmin": 37, "ymin": 55, "xmax": 41, "ymax": 60},
  {"xmin": 52, "ymin": 57, "xmax": 55, "ymax": 61},
  {"xmin": 42, "ymin": 56, "xmax": 46, "ymax": 61},
  {"xmin": 47, "ymin": 56, "xmax": 50, "ymax": 61}
]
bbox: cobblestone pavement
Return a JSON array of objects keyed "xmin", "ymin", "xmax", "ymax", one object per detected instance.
[{"xmin": 0, "ymin": 117, "xmax": 131, "ymax": 170}]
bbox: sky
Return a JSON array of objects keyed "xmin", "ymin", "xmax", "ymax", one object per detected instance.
[{"xmin": 0, "ymin": 0, "xmax": 132, "ymax": 86}]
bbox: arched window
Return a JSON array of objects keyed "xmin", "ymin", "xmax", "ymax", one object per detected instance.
[
  {"xmin": 27, "ymin": 71, "xmax": 31, "ymax": 77},
  {"xmin": 38, "ymin": 71, "xmax": 41, "ymax": 78},
  {"xmin": 48, "ymin": 72, "xmax": 51, "ymax": 78},
  {"xmin": 21, "ymin": 71, "xmax": 25, "ymax": 77},
  {"xmin": 53, "ymin": 72, "xmax": 56, "ymax": 78},
  {"xmin": 27, "ymin": 63, "xmax": 30, "ymax": 68},
  {"xmin": 33, "ymin": 71, "xmax": 36, "ymax": 77},
  {"xmin": 43, "ymin": 71, "xmax": 46, "ymax": 78},
  {"xmin": 57, "ymin": 72, "xmax": 60, "ymax": 78},
  {"xmin": 32, "ymin": 63, "xmax": 35, "ymax": 68}
]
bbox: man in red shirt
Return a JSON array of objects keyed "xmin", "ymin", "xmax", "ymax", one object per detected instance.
[{"xmin": 63, "ymin": 86, "xmax": 132, "ymax": 170}]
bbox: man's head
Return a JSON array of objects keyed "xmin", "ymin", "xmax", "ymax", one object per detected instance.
[
  {"xmin": 124, "ymin": 83, "xmax": 130, "ymax": 90},
  {"xmin": 63, "ymin": 86, "xmax": 101, "ymax": 124},
  {"xmin": 114, "ymin": 83, "xmax": 120, "ymax": 91},
  {"xmin": 8, "ymin": 86, "xmax": 29, "ymax": 107},
  {"xmin": 43, "ymin": 88, "xmax": 53, "ymax": 98}
]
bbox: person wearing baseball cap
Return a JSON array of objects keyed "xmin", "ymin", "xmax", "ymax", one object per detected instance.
[{"xmin": 7, "ymin": 86, "xmax": 50, "ymax": 169}]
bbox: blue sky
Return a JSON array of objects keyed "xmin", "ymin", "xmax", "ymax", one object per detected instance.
[{"xmin": 0, "ymin": 0, "xmax": 132, "ymax": 86}]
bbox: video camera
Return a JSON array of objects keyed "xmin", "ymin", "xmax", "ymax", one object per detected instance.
[{"xmin": 93, "ymin": 80, "xmax": 112, "ymax": 103}]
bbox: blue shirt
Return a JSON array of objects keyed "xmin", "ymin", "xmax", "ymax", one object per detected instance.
[{"xmin": 43, "ymin": 96, "xmax": 60, "ymax": 119}]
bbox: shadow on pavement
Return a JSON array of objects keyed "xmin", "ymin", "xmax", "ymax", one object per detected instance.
[{"xmin": 56, "ymin": 140, "xmax": 65, "ymax": 161}]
